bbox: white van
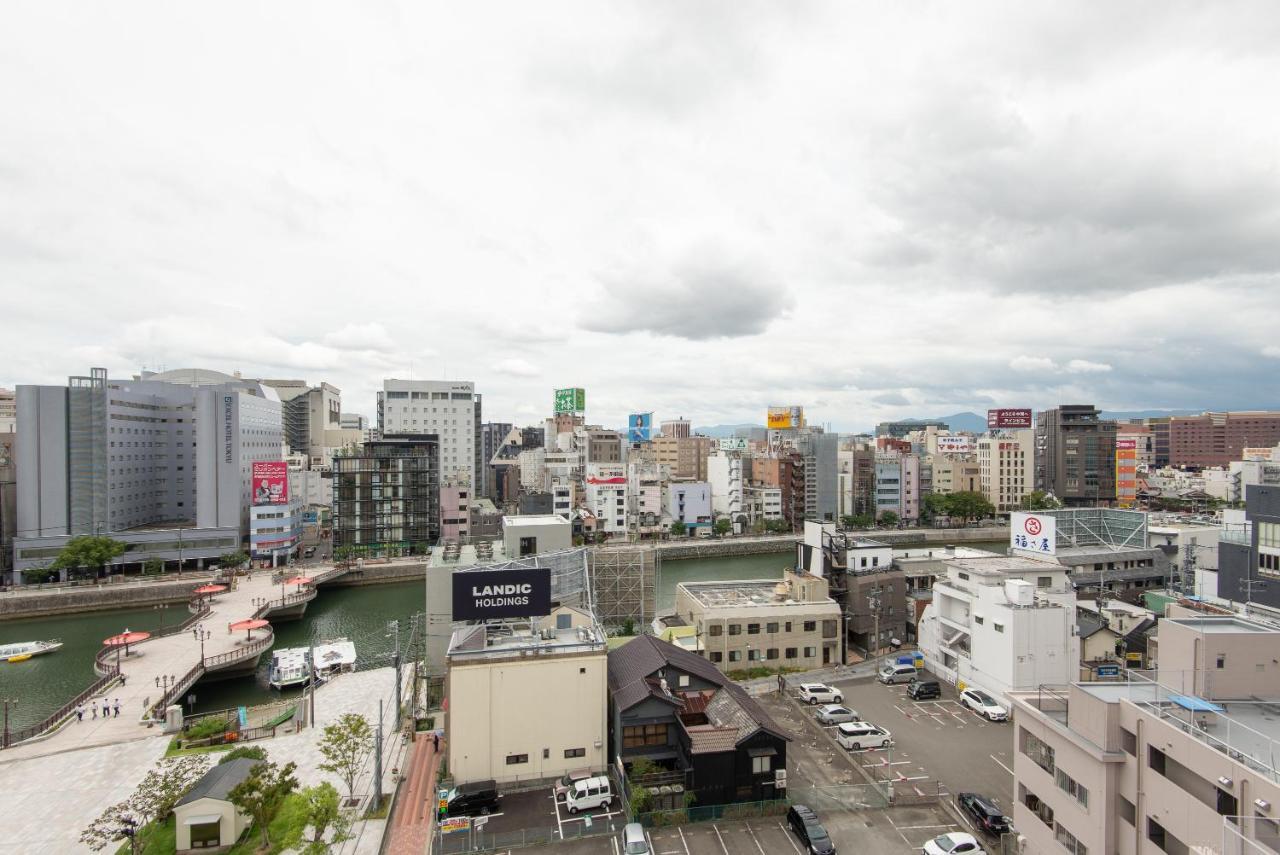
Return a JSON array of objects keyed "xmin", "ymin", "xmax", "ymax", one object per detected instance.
[
  {"xmin": 565, "ymin": 775, "xmax": 614, "ymax": 814},
  {"xmin": 878, "ymin": 663, "xmax": 918, "ymax": 684},
  {"xmin": 835, "ymin": 721, "xmax": 892, "ymax": 750}
]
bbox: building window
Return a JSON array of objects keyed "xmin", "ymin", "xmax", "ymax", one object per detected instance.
[
  {"xmin": 785, "ymin": 622, "xmax": 792, "ymax": 633},
  {"xmin": 1216, "ymin": 654, "xmax": 1226, "ymax": 669},
  {"xmin": 1021, "ymin": 728, "xmax": 1055, "ymax": 775},
  {"xmin": 751, "ymin": 755, "xmax": 772, "ymax": 774},
  {"xmin": 766, "ymin": 622, "xmax": 779, "ymax": 634},
  {"xmin": 709, "ymin": 624, "xmax": 723, "ymax": 637},
  {"xmin": 1055, "ymin": 822, "xmax": 1087, "ymax": 854},
  {"xmin": 564, "ymin": 747, "xmax": 586, "ymax": 758},
  {"xmin": 958, "ymin": 572, "xmax": 970, "ymax": 581},
  {"xmin": 993, "ymin": 623, "xmax": 1004, "ymax": 633},
  {"xmin": 1149, "ymin": 746, "xmax": 1166, "ymax": 776},
  {"xmin": 747, "ymin": 623, "xmax": 760, "ymax": 635},
  {"xmin": 729, "ymin": 650, "xmax": 741, "ymax": 662},
  {"xmin": 1121, "ymin": 728, "xmax": 1137, "ymax": 756},
  {"xmin": 1056, "ymin": 768, "xmax": 1089, "ymax": 809},
  {"xmin": 1119, "ymin": 795, "xmax": 1136, "ymax": 826},
  {"xmin": 1037, "ymin": 576, "xmax": 1053, "ymax": 588},
  {"xmin": 785, "ymin": 647, "xmax": 797, "ymax": 659},
  {"xmin": 974, "ymin": 616, "xmax": 984, "ymax": 626},
  {"xmin": 729, "ymin": 624, "xmax": 742, "ymax": 636},
  {"xmin": 506, "ymin": 754, "xmax": 529, "ymax": 765},
  {"xmin": 822, "ymin": 620, "xmax": 837, "ymax": 639},
  {"xmin": 766, "ymin": 648, "xmax": 779, "ymax": 660},
  {"xmin": 803, "ymin": 646, "xmax": 816, "ymax": 658},
  {"xmin": 709, "ymin": 651, "xmax": 723, "ymax": 663},
  {"xmin": 190, "ymin": 820, "xmax": 222, "ymax": 848},
  {"xmin": 803, "ymin": 621, "xmax": 816, "ymax": 632},
  {"xmin": 622, "ymin": 725, "xmax": 668, "ymax": 749},
  {"xmin": 1148, "ymin": 817, "xmax": 1167, "ymax": 849}
]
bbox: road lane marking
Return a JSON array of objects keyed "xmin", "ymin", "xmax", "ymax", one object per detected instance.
[{"xmin": 990, "ymin": 753, "xmax": 1015, "ymax": 776}]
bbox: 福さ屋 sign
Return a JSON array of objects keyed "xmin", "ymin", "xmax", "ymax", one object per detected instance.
[
  {"xmin": 452, "ymin": 567, "xmax": 552, "ymax": 621},
  {"xmin": 1011, "ymin": 512, "xmax": 1056, "ymax": 555}
]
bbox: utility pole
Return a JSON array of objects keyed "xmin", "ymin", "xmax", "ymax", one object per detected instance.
[
  {"xmin": 308, "ymin": 634, "xmax": 317, "ymax": 727},
  {"xmin": 388, "ymin": 619, "xmax": 402, "ymax": 732},
  {"xmin": 2, "ymin": 698, "xmax": 15, "ymax": 749},
  {"xmin": 869, "ymin": 585, "xmax": 883, "ymax": 668},
  {"xmin": 373, "ymin": 699, "xmax": 384, "ymax": 813}
]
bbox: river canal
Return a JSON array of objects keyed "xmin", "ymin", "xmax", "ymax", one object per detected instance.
[{"xmin": 1, "ymin": 542, "xmax": 1008, "ymax": 729}]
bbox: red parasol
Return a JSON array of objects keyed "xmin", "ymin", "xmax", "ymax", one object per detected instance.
[
  {"xmin": 285, "ymin": 576, "xmax": 311, "ymax": 585},
  {"xmin": 228, "ymin": 618, "xmax": 270, "ymax": 640},
  {"xmin": 104, "ymin": 629, "xmax": 151, "ymax": 656},
  {"xmin": 194, "ymin": 584, "xmax": 227, "ymax": 595}
]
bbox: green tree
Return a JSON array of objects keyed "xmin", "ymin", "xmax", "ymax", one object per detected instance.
[
  {"xmin": 878, "ymin": 511, "xmax": 900, "ymax": 528},
  {"xmin": 218, "ymin": 745, "xmax": 269, "ymax": 765},
  {"xmin": 841, "ymin": 513, "xmax": 874, "ymax": 530},
  {"xmin": 229, "ymin": 760, "xmax": 299, "ymax": 847},
  {"xmin": 218, "ymin": 551, "xmax": 248, "ymax": 570},
  {"xmin": 80, "ymin": 755, "xmax": 211, "ymax": 854},
  {"xmin": 22, "ymin": 565, "xmax": 58, "ymax": 584},
  {"xmin": 945, "ymin": 491, "xmax": 996, "ymax": 524},
  {"xmin": 300, "ymin": 782, "xmax": 353, "ymax": 854},
  {"xmin": 50, "ymin": 535, "xmax": 127, "ymax": 580},
  {"xmin": 766, "ymin": 518, "xmax": 793, "ymax": 534},
  {"xmin": 669, "ymin": 521, "xmax": 687, "ymax": 538},
  {"xmin": 142, "ymin": 558, "xmax": 165, "ymax": 576},
  {"xmin": 921, "ymin": 493, "xmax": 950, "ymax": 523},
  {"xmin": 713, "ymin": 518, "xmax": 732, "ymax": 537},
  {"xmin": 317, "ymin": 713, "xmax": 373, "ymax": 803},
  {"xmin": 1024, "ymin": 490, "xmax": 1062, "ymax": 511},
  {"xmin": 333, "ymin": 546, "xmax": 356, "ymax": 569}
]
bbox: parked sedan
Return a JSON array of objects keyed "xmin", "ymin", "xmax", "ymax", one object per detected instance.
[
  {"xmin": 957, "ymin": 792, "xmax": 1012, "ymax": 837},
  {"xmin": 799, "ymin": 683, "xmax": 843, "ymax": 705},
  {"xmin": 922, "ymin": 832, "xmax": 986, "ymax": 854},
  {"xmin": 814, "ymin": 704, "xmax": 860, "ymax": 726},
  {"xmin": 959, "ymin": 688, "xmax": 1008, "ymax": 721}
]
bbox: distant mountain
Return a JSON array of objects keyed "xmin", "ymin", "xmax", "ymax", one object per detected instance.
[
  {"xmin": 693, "ymin": 423, "xmax": 760, "ymax": 438},
  {"xmin": 1100, "ymin": 409, "xmax": 1201, "ymax": 421},
  {"xmin": 928, "ymin": 412, "xmax": 988, "ymax": 433}
]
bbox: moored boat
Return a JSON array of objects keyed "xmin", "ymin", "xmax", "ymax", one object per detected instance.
[{"xmin": 0, "ymin": 639, "xmax": 63, "ymax": 663}]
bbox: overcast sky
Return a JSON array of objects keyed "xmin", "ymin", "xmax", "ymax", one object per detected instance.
[{"xmin": 3, "ymin": 2, "xmax": 1278, "ymax": 432}]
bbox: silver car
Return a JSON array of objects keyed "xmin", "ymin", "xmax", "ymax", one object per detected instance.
[{"xmin": 815, "ymin": 704, "xmax": 861, "ymax": 726}]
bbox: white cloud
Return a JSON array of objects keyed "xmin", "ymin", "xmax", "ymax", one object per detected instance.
[
  {"xmin": 323, "ymin": 323, "xmax": 394, "ymax": 351},
  {"xmin": 1064, "ymin": 359, "xmax": 1113, "ymax": 374},
  {"xmin": 491, "ymin": 358, "xmax": 540, "ymax": 378},
  {"xmin": 1010, "ymin": 356, "xmax": 1057, "ymax": 373},
  {"xmin": 1264, "ymin": 346, "xmax": 1280, "ymax": 359}
]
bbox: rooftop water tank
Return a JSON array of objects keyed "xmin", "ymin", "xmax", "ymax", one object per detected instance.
[{"xmin": 1006, "ymin": 579, "xmax": 1034, "ymax": 606}]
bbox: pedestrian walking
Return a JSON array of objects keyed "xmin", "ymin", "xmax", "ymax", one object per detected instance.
[
  {"xmin": 91, "ymin": 703, "xmax": 97, "ymax": 719},
  {"xmin": 113, "ymin": 699, "xmax": 121, "ymax": 718},
  {"xmin": 120, "ymin": 674, "xmax": 127, "ymax": 687},
  {"xmin": 102, "ymin": 699, "xmax": 110, "ymax": 719},
  {"xmin": 433, "ymin": 732, "xmax": 440, "ymax": 753},
  {"xmin": 75, "ymin": 705, "xmax": 84, "ymax": 722}
]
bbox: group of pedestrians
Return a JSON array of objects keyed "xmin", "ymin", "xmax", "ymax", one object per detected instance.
[{"xmin": 74, "ymin": 698, "xmax": 121, "ymax": 722}]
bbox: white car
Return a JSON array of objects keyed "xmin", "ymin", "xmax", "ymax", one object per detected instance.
[
  {"xmin": 835, "ymin": 721, "xmax": 892, "ymax": 750},
  {"xmin": 959, "ymin": 689, "xmax": 1008, "ymax": 722},
  {"xmin": 798, "ymin": 683, "xmax": 843, "ymax": 705},
  {"xmin": 922, "ymin": 832, "xmax": 986, "ymax": 854},
  {"xmin": 814, "ymin": 704, "xmax": 860, "ymax": 725}
]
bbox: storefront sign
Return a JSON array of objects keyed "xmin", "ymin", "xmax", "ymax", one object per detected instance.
[{"xmin": 1011, "ymin": 512, "xmax": 1056, "ymax": 555}]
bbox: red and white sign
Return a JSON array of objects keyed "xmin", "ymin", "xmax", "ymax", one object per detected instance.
[
  {"xmin": 1011, "ymin": 512, "xmax": 1056, "ymax": 555},
  {"xmin": 988, "ymin": 409, "xmax": 1033, "ymax": 429},
  {"xmin": 252, "ymin": 461, "xmax": 289, "ymax": 506},
  {"xmin": 935, "ymin": 436, "xmax": 973, "ymax": 454}
]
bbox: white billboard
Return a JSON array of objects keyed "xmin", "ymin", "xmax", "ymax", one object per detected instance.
[
  {"xmin": 1011, "ymin": 512, "xmax": 1056, "ymax": 555},
  {"xmin": 935, "ymin": 436, "xmax": 973, "ymax": 454},
  {"xmin": 718, "ymin": 437, "xmax": 748, "ymax": 452}
]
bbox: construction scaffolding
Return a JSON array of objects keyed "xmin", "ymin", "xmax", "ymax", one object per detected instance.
[
  {"xmin": 590, "ymin": 546, "xmax": 658, "ymax": 630},
  {"xmin": 1041, "ymin": 508, "xmax": 1148, "ymax": 549}
]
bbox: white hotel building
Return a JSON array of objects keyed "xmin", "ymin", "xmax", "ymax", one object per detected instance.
[{"xmin": 378, "ymin": 379, "xmax": 480, "ymax": 488}]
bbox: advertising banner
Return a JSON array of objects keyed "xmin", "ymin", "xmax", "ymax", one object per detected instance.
[
  {"xmin": 628, "ymin": 412, "xmax": 653, "ymax": 443},
  {"xmin": 987, "ymin": 409, "xmax": 1033, "ymax": 429},
  {"xmin": 718, "ymin": 437, "xmax": 748, "ymax": 452},
  {"xmin": 1116, "ymin": 438, "xmax": 1138, "ymax": 508},
  {"xmin": 554, "ymin": 388, "xmax": 586, "ymax": 414},
  {"xmin": 452, "ymin": 567, "xmax": 552, "ymax": 621},
  {"xmin": 1011, "ymin": 512, "xmax": 1056, "ymax": 555},
  {"xmin": 251, "ymin": 461, "xmax": 289, "ymax": 506},
  {"xmin": 935, "ymin": 436, "xmax": 973, "ymax": 454},
  {"xmin": 767, "ymin": 406, "xmax": 805, "ymax": 430}
]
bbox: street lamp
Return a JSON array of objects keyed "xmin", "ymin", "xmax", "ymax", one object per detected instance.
[
  {"xmin": 155, "ymin": 674, "xmax": 178, "ymax": 698},
  {"xmin": 153, "ymin": 603, "xmax": 169, "ymax": 632},
  {"xmin": 195, "ymin": 627, "xmax": 211, "ymax": 665}
]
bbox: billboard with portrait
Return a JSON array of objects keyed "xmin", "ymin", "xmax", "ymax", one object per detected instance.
[{"xmin": 628, "ymin": 412, "xmax": 653, "ymax": 443}]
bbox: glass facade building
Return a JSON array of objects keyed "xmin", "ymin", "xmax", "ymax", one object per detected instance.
[{"xmin": 333, "ymin": 435, "xmax": 439, "ymax": 557}]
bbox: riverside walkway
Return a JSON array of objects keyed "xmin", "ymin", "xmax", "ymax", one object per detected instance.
[{"xmin": 0, "ymin": 563, "xmax": 351, "ymax": 762}]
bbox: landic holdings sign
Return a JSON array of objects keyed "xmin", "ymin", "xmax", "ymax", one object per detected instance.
[{"xmin": 452, "ymin": 567, "xmax": 552, "ymax": 621}]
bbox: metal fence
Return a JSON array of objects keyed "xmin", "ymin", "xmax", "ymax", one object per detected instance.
[{"xmin": 633, "ymin": 798, "xmax": 791, "ymax": 828}]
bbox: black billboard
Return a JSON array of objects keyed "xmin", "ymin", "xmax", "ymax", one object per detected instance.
[{"xmin": 452, "ymin": 567, "xmax": 552, "ymax": 621}]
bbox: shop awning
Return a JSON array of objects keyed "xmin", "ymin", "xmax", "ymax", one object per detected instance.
[
  {"xmin": 1169, "ymin": 694, "xmax": 1225, "ymax": 713},
  {"xmin": 183, "ymin": 814, "xmax": 222, "ymax": 826}
]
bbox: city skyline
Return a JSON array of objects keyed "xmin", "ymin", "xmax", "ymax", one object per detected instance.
[{"xmin": 3, "ymin": 3, "xmax": 1279, "ymax": 427}]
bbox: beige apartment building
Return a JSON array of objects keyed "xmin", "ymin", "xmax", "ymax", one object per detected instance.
[
  {"xmin": 1010, "ymin": 611, "xmax": 1280, "ymax": 855},
  {"xmin": 931, "ymin": 458, "xmax": 981, "ymax": 494},
  {"xmin": 978, "ymin": 428, "xmax": 1034, "ymax": 512},
  {"xmin": 674, "ymin": 571, "xmax": 842, "ymax": 670},
  {"xmin": 446, "ymin": 604, "xmax": 608, "ymax": 786},
  {"xmin": 655, "ymin": 435, "xmax": 713, "ymax": 481}
]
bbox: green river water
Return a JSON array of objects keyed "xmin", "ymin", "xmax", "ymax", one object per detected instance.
[{"xmin": 0, "ymin": 542, "xmax": 1007, "ymax": 730}]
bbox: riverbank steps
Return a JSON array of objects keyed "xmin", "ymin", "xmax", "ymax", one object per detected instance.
[{"xmin": 0, "ymin": 665, "xmax": 407, "ymax": 855}]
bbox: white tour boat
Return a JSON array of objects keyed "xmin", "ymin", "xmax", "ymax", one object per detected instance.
[
  {"xmin": 267, "ymin": 638, "xmax": 357, "ymax": 689},
  {"xmin": 0, "ymin": 639, "xmax": 63, "ymax": 663},
  {"xmin": 267, "ymin": 647, "xmax": 310, "ymax": 689}
]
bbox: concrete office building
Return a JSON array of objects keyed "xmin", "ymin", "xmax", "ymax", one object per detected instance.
[
  {"xmin": 672, "ymin": 572, "xmax": 842, "ymax": 670},
  {"xmin": 447, "ymin": 603, "xmax": 608, "ymax": 786},
  {"xmin": 439, "ymin": 481, "xmax": 471, "ymax": 543},
  {"xmin": 584, "ymin": 463, "xmax": 627, "ymax": 534},
  {"xmin": 261, "ymin": 380, "xmax": 360, "ymax": 466},
  {"xmin": 754, "ymin": 455, "xmax": 803, "ymax": 530},
  {"xmin": 875, "ymin": 456, "xmax": 903, "ymax": 520},
  {"xmin": 1035, "ymin": 404, "xmax": 1117, "ymax": 506},
  {"xmin": 1010, "ymin": 613, "xmax": 1280, "ymax": 855},
  {"xmin": 331, "ymin": 435, "xmax": 439, "ymax": 557},
  {"xmin": 585, "ymin": 428, "xmax": 623, "ymax": 464},
  {"xmin": 0, "ymin": 433, "xmax": 15, "ymax": 582},
  {"xmin": 286, "ymin": 452, "xmax": 332, "ymax": 509},
  {"xmin": 655, "ymin": 435, "xmax": 712, "ymax": 481},
  {"xmin": 1149, "ymin": 518, "xmax": 1222, "ymax": 600},
  {"xmin": 1219, "ymin": 484, "xmax": 1280, "ymax": 609},
  {"xmin": 798, "ymin": 431, "xmax": 839, "ymax": 523},
  {"xmin": 248, "ymin": 499, "xmax": 302, "ymax": 563},
  {"xmin": 917, "ymin": 555, "xmax": 1078, "ymax": 701},
  {"xmin": 12, "ymin": 367, "xmax": 280, "ymax": 578},
  {"xmin": 796, "ymin": 523, "xmax": 902, "ymax": 660},
  {"xmin": 661, "ymin": 418, "xmax": 692, "ymax": 439},
  {"xmin": 707, "ymin": 453, "xmax": 745, "ymax": 523},
  {"xmin": 978, "ymin": 429, "xmax": 1034, "ymax": 513},
  {"xmin": 339, "ymin": 412, "xmax": 368, "ymax": 432},
  {"xmin": 1169, "ymin": 411, "xmax": 1280, "ymax": 468},
  {"xmin": 1117, "ymin": 424, "xmax": 1156, "ymax": 471},
  {"xmin": 668, "ymin": 482, "xmax": 712, "ymax": 531},
  {"xmin": 479, "ymin": 421, "xmax": 514, "ymax": 498},
  {"xmin": 746, "ymin": 485, "xmax": 783, "ymax": 523},
  {"xmin": 930, "ymin": 458, "xmax": 981, "ymax": 495},
  {"xmin": 379, "ymin": 379, "xmax": 480, "ymax": 489},
  {"xmin": 876, "ymin": 419, "xmax": 948, "ymax": 439},
  {"xmin": 0, "ymin": 387, "xmax": 14, "ymax": 433}
]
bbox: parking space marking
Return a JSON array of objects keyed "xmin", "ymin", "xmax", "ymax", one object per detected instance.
[
  {"xmin": 677, "ymin": 825, "xmax": 692, "ymax": 855},
  {"xmin": 883, "ymin": 810, "xmax": 911, "ymax": 845},
  {"xmin": 710, "ymin": 824, "xmax": 728, "ymax": 854},
  {"xmin": 744, "ymin": 822, "xmax": 768, "ymax": 855},
  {"xmin": 611, "ymin": 835, "xmax": 620, "ymax": 855},
  {"xmin": 777, "ymin": 822, "xmax": 804, "ymax": 855},
  {"xmin": 990, "ymin": 753, "xmax": 1015, "ymax": 776}
]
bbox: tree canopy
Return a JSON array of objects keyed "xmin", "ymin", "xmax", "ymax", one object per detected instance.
[
  {"xmin": 317, "ymin": 713, "xmax": 373, "ymax": 802},
  {"xmin": 50, "ymin": 536, "xmax": 127, "ymax": 577},
  {"xmin": 229, "ymin": 759, "xmax": 299, "ymax": 847}
]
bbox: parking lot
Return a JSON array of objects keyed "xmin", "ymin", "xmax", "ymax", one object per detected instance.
[{"xmin": 821, "ymin": 671, "xmax": 1018, "ymax": 823}]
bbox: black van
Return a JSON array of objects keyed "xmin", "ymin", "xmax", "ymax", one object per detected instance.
[
  {"xmin": 444, "ymin": 780, "xmax": 501, "ymax": 817},
  {"xmin": 908, "ymin": 677, "xmax": 941, "ymax": 700},
  {"xmin": 786, "ymin": 804, "xmax": 836, "ymax": 855}
]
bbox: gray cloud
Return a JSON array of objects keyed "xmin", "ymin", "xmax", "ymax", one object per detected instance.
[
  {"xmin": 580, "ymin": 249, "xmax": 793, "ymax": 340},
  {"xmin": 871, "ymin": 391, "xmax": 910, "ymax": 406}
]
